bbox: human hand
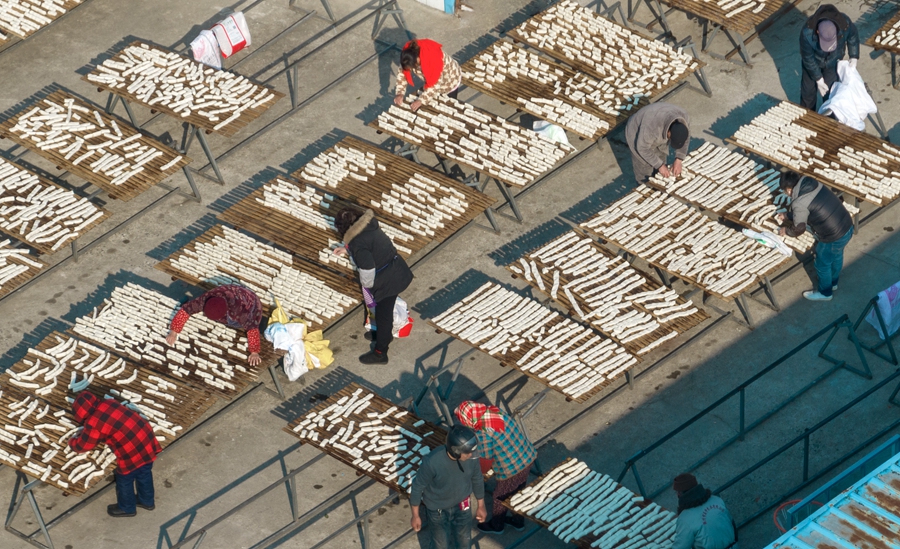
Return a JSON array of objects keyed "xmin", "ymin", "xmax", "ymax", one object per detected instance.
[
  {"xmin": 248, "ymin": 352, "xmax": 261, "ymax": 367},
  {"xmin": 778, "ymin": 227, "xmax": 786, "ymax": 237},
  {"xmin": 165, "ymin": 330, "xmax": 177, "ymax": 345},
  {"xmin": 776, "ymin": 213, "xmax": 786, "ymax": 223},
  {"xmin": 394, "ymin": 94, "xmax": 404, "ymax": 106},
  {"xmin": 657, "ymin": 165, "xmax": 672, "ymax": 178},
  {"xmin": 816, "ymin": 78, "xmax": 829, "ymax": 96},
  {"xmin": 475, "ymin": 501, "xmax": 487, "ymax": 523},
  {"xmin": 332, "ymin": 246, "xmax": 347, "ymax": 257},
  {"xmin": 672, "ymin": 158, "xmax": 683, "ymax": 177},
  {"xmin": 411, "ymin": 515, "xmax": 422, "ymax": 532},
  {"xmin": 410, "ymin": 100, "xmax": 422, "ymax": 112},
  {"xmin": 849, "ymin": 58, "xmax": 858, "ymax": 70}
]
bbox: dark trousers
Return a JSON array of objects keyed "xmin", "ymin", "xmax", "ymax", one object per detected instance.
[
  {"xmin": 814, "ymin": 227, "xmax": 853, "ymax": 296},
  {"xmin": 374, "ymin": 294, "xmax": 397, "ymax": 354},
  {"xmin": 115, "ymin": 461, "xmax": 155, "ymax": 513},
  {"xmin": 416, "ymin": 504, "xmax": 472, "ymax": 549},
  {"xmin": 800, "ymin": 64, "xmax": 839, "ymax": 111}
]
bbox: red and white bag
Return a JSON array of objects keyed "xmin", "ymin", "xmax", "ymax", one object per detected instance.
[
  {"xmin": 190, "ymin": 30, "xmax": 222, "ymax": 69},
  {"xmin": 212, "ymin": 12, "xmax": 251, "ymax": 58},
  {"xmin": 365, "ymin": 296, "xmax": 414, "ymax": 338}
]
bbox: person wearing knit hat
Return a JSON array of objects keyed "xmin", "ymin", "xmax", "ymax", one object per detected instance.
[
  {"xmin": 671, "ymin": 474, "xmax": 738, "ymax": 549},
  {"xmin": 799, "ymin": 4, "xmax": 859, "ymax": 110},
  {"xmin": 393, "ymin": 39, "xmax": 462, "ymax": 112},
  {"xmin": 165, "ymin": 284, "xmax": 264, "ymax": 366},
  {"xmin": 625, "ymin": 102, "xmax": 691, "ymax": 184},
  {"xmin": 453, "ymin": 401, "xmax": 536, "ymax": 535}
]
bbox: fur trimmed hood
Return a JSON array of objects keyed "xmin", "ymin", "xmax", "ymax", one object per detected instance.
[{"xmin": 343, "ymin": 209, "xmax": 376, "ymax": 244}]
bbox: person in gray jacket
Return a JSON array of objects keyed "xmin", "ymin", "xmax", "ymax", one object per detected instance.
[
  {"xmin": 671, "ymin": 474, "xmax": 737, "ymax": 549},
  {"xmin": 625, "ymin": 102, "xmax": 690, "ymax": 183},
  {"xmin": 410, "ymin": 425, "xmax": 487, "ymax": 549},
  {"xmin": 776, "ymin": 171, "xmax": 853, "ymax": 302}
]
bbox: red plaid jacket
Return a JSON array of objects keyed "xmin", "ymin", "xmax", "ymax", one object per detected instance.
[{"xmin": 68, "ymin": 393, "xmax": 161, "ymax": 474}]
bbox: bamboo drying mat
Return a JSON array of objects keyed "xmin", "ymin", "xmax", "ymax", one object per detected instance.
[
  {"xmin": 291, "ymin": 136, "xmax": 497, "ymax": 240},
  {"xmin": 580, "ymin": 191, "xmax": 790, "ymax": 301},
  {"xmin": 657, "ymin": 0, "xmax": 795, "ymax": 36},
  {"xmin": 866, "ymin": 11, "xmax": 900, "ymax": 53},
  {"xmin": 0, "ymin": 90, "xmax": 190, "ymax": 201},
  {"xmin": 0, "ymin": 0, "xmax": 84, "ymax": 39},
  {"xmin": 500, "ymin": 457, "xmax": 669, "ymax": 549},
  {"xmin": 155, "ymin": 224, "xmax": 361, "ymax": 332},
  {"xmin": 0, "ymin": 248, "xmax": 43, "ymax": 299},
  {"xmin": 459, "ymin": 42, "xmax": 637, "ymax": 140},
  {"xmin": 0, "ymin": 158, "xmax": 109, "ymax": 254},
  {"xmin": 284, "ymin": 382, "xmax": 447, "ymax": 495},
  {"xmin": 1, "ymin": 332, "xmax": 216, "ymax": 443},
  {"xmin": 83, "ymin": 40, "xmax": 284, "ymax": 137},
  {"xmin": 429, "ymin": 303, "xmax": 634, "ymax": 403},
  {"xmin": 505, "ymin": 229, "xmax": 708, "ymax": 355},
  {"xmin": 0, "ymin": 384, "xmax": 113, "ymax": 495},
  {"xmin": 726, "ymin": 100, "xmax": 900, "ymax": 206},
  {"xmin": 506, "ymin": 7, "xmax": 703, "ymax": 98},
  {"xmin": 368, "ymin": 100, "xmax": 571, "ymax": 189}
]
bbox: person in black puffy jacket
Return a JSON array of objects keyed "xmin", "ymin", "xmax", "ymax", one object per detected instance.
[
  {"xmin": 799, "ymin": 4, "xmax": 859, "ymax": 110},
  {"xmin": 777, "ymin": 171, "xmax": 853, "ymax": 302},
  {"xmin": 334, "ymin": 207, "xmax": 413, "ymax": 364}
]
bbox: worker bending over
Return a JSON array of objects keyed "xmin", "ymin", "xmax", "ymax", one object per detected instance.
[
  {"xmin": 69, "ymin": 392, "xmax": 161, "ymax": 517},
  {"xmin": 800, "ymin": 4, "xmax": 859, "ymax": 110},
  {"xmin": 394, "ymin": 39, "xmax": 462, "ymax": 112},
  {"xmin": 625, "ymin": 102, "xmax": 690, "ymax": 184},
  {"xmin": 166, "ymin": 284, "xmax": 263, "ymax": 366}
]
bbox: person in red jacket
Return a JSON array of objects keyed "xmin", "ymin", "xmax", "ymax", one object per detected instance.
[
  {"xmin": 68, "ymin": 392, "xmax": 161, "ymax": 517},
  {"xmin": 394, "ymin": 39, "xmax": 462, "ymax": 112},
  {"xmin": 165, "ymin": 284, "xmax": 263, "ymax": 366}
]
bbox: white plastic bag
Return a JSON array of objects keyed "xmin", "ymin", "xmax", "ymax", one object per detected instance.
[
  {"xmin": 264, "ymin": 322, "xmax": 309, "ymax": 381},
  {"xmin": 533, "ymin": 120, "xmax": 571, "ymax": 147},
  {"xmin": 212, "ymin": 12, "xmax": 251, "ymax": 58},
  {"xmin": 741, "ymin": 228, "xmax": 792, "ymax": 257},
  {"xmin": 820, "ymin": 60, "xmax": 877, "ymax": 131},
  {"xmin": 190, "ymin": 30, "xmax": 222, "ymax": 69},
  {"xmin": 364, "ymin": 296, "xmax": 413, "ymax": 337},
  {"xmin": 866, "ymin": 281, "xmax": 900, "ymax": 340}
]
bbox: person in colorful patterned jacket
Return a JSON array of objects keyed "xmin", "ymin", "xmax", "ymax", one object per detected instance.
[
  {"xmin": 454, "ymin": 400, "xmax": 536, "ymax": 535},
  {"xmin": 69, "ymin": 392, "xmax": 162, "ymax": 517},
  {"xmin": 165, "ymin": 284, "xmax": 263, "ymax": 366},
  {"xmin": 394, "ymin": 39, "xmax": 462, "ymax": 112}
]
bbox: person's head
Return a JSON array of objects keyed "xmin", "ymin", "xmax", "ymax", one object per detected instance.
[
  {"xmin": 817, "ymin": 19, "xmax": 838, "ymax": 53},
  {"xmin": 203, "ymin": 296, "xmax": 227, "ymax": 321},
  {"xmin": 672, "ymin": 473, "xmax": 698, "ymax": 496},
  {"xmin": 454, "ymin": 401, "xmax": 506, "ymax": 433},
  {"xmin": 334, "ymin": 207, "xmax": 365, "ymax": 237},
  {"xmin": 400, "ymin": 40, "xmax": 420, "ymax": 71},
  {"xmin": 667, "ymin": 121, "xmax": 689, "ymax": 149},
  {"xmin": 72, "ymin": 392, "xmax": 100, "ymax": 424},
  {"xmin": 446, "ymin": 424, "xmax": 478, "ymax": 461},
  {"xmin": 780, "ymin": 170, "xmax": 802, "ymax": 194}
]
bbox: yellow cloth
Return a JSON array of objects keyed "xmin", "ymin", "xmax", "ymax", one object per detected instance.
[{"xmin": 268, "ymin": 298, "xmax": 334, "ymax": 369}]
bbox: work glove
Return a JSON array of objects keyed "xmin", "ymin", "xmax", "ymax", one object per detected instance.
[
  {"xmin": 849, "ymin": 58, "xmax": 858, "ymax": 70},
  {"xmin": 816, "ymin": 78, "xmax": 829, "ymax": 96}
]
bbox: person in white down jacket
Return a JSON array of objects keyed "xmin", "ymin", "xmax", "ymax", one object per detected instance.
[{"xmin": 671, "ymin": 474, "xmax": 738, "ymax": 549}]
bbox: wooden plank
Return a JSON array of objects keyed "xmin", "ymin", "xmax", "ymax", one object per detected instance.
[
  {"xmin": 83, "ymin": 40, "xmax": 283, "ymax": 137},
  {"xmin": 0, "ymin": 0, "xmax": 84, "ymax": 39},
  {"xmin": 0, "ymin": 156, "xmax": 109, "ymax": 254},
  {"xmin": 0, "ymin": 90, "xmax": 191, "ymax": 202},
  {"xmin": 155, "ymin": 224, "xmax": 361, "ymax": 332},
  {"xmin": 0, "ymin": 239, "xmax": 44, "ymax": 299},
  {"xmin": 657, "ymin": 0, "xmax": 791, "ymax": 36},
  {"xmin": 866, "ymin": 11, "xmax": 900, "ymax": 53}
]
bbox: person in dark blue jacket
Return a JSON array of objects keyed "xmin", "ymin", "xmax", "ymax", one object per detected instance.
[{"xmin": 799, "ymin": 4, "xmax": 859, "ymax": 110}]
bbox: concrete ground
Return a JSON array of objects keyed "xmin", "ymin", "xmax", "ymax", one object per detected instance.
[{"xmin": 0, "ymin": 0, "xmax": 899, "ymax": 548}]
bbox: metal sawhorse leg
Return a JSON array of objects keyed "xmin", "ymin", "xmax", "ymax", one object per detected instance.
[
  {"xmin": 851, "ymin": 294, "xmax": 899, "ymax": 365},
  {"xmin": 371, "ymin": 0, "xmax": 410, "ymax": 40},
  {"xmin": 289, "ymin": 0, "xmax": 337, "ymax": 24},
  {"xmin": 5, "ymin": 472, "xmax": 55, "ymax": 549},
  {"xmin": 411, "ymin": 347, "xmax": 480, "ymax": 426}
]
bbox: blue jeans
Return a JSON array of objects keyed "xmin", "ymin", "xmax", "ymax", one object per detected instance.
[
  {"xmin": 814, "ymin": 227, "xmax": 853, "ymax": 297},
  {"xmin": 416, "ymin": 504, "xmax": 472, "ymax": 549},
  {"xmin": 115, "ymin": 462, "xmax": 155, "ymax": 513}
]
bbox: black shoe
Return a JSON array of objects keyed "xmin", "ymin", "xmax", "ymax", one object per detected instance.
[
  {"xmin": 107, "ymin": 504, "xmax": 136, "ymax": 517},
  {"xmin": 477, "ymin": 520, "xmax": 505, "ymax": 535},
  {"xmin": 359, "ymin": 350, "xmax": 388, "ymax": 364},
  {"xmin": 137, "ymin": 503, "xmax": 155, "ymax": 511},
  {"xmin": 504, "ymin": 515, "xmax": 526, "ymax": 531},
  {"xmin": 364, "ymin": 331, "xmax": 375, "ymax": 342}
]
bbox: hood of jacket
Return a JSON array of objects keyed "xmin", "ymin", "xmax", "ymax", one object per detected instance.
[
  {"xmin": 794, "ymin": 176, "xmax": 820, "ymax": 199},
  {"xmin": 343, "ymin": 209, "xmax": 377, "ymax": 245},
  {"xmin": 805, "ymin": 4, "xmax": 849, "ymax": 32},
  {"xmin": 72, "ymin": 392, "xmax": 100, "ymax": 423},
  {"xmin": 677, "ymin": 483, "xmax": 712, "ymax": 514}
]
